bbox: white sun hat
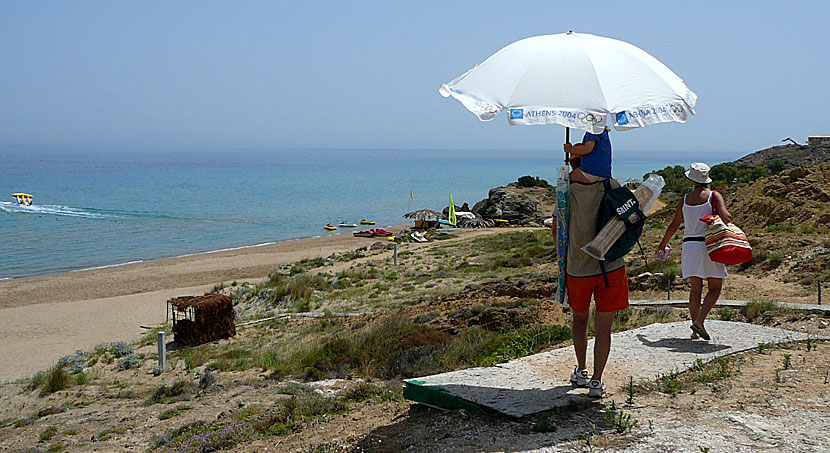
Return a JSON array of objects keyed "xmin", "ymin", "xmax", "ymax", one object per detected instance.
[{"xmin": 685, "ymin": 162, "xmax": 712, "ymax": 184}]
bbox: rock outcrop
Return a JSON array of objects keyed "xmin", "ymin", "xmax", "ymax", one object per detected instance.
[
  {"xmin": 730, "ymin": 143, "xmax": 830, "ymax": 170},
  {"xmin": 470, "ymin": 183, "xmax": 554, "ymax": 226}
]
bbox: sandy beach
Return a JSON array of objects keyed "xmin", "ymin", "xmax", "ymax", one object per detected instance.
[{"xmin": 0, "ymin": 227, "xmax": 420, "ymax": 381}]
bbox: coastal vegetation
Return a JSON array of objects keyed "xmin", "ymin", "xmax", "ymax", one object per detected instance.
[{"xmin": 646, "ymin": 162, "xmax": 774, "ymax": 194}]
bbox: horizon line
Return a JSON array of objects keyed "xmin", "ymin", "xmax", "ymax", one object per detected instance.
[{"xmin": 0, "ymin": 143, "xmax": 752, "ymax": 155}]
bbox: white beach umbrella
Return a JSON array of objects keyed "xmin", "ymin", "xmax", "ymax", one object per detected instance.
[
  {"xmin": 439, "ymin": 31, "xmax": 696, "ymax": 307},
  {"xmin": 439, "ymin": 31, "xmax": 697, "ymax": 136}
]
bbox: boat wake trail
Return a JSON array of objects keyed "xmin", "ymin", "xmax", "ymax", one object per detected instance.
[{"xmin": 0, "ymin": 201, "xmax": 120, "ymax": 219}]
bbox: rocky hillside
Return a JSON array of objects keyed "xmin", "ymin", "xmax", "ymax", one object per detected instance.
[
  {"xmin": 728, "ymin": 163, "xmax": 830, "ymax": 231},
  {"xmin": 730, "ymin": 143, "xmax": 830, "ymax": 170}
]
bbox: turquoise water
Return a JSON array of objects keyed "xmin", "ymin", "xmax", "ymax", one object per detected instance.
[{"xmin": 1, "ymin": 147, "xmax": 701, "ymax": 279}]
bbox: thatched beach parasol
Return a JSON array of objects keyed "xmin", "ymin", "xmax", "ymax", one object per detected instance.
[
  {"xmin": 459, "ymin": 217, "xmax": 493, "ymax": 229},
  {"xmin": 403, "ymin": 209, "xmax": 444, "ymax": 221}
]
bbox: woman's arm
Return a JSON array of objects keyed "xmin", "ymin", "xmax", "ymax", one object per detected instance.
[
  {"xmin": 657, "ymin": 199, "xmax": 684, "ymax": 251},
  {"xmin": 563, "ymin": 140, "xmax": 595, "ymax": 156},
  {"xmin": 712, "ymin": 191, "xmax": 733, "ymax": 223}
]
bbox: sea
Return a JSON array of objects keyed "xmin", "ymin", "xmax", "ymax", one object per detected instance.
[{"xmin": 0, "ymin": 146, "xmax": 733, "ymax": 280}]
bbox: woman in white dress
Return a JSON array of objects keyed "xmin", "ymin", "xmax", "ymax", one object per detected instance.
[{"xmin": 657, "ymin": 163, "xmax": 732, "ymax": 340}]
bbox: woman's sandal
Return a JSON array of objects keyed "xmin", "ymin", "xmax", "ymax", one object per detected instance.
[{"xmin": 690, "ymin": 324, "xmax": 710, "ymax": 341}]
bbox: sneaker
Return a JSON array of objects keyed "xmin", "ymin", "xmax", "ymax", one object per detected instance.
[
  {"xmin": 588, "ymin": 379, "xmax": 606, "ymax": 398},
  {"xmin": 570, "ymin": 367, "xmax": 590, "ymax": 387}
]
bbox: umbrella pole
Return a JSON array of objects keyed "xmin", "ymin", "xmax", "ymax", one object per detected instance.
[{"xmin": 564, "ymin": 127, "xmax": 570, "ymax": 164}]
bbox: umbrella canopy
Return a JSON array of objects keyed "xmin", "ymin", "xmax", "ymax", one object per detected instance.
[
  {"xmin": 439, "ymin": 31, "xmax": 696, "ymax": 134},
  {"xmin": 403, "ymin": 209, "xmax": 444, "ymax": 221}
]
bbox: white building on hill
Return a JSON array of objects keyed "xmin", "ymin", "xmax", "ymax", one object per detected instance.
[{"xmin": 808, "ymin": 135, "xmax": 830, "ymax": 146}]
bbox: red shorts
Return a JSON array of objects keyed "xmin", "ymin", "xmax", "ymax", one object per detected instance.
[{"xmin": 567, "ymin": 267, "xmax": 629, "ymax": 313}]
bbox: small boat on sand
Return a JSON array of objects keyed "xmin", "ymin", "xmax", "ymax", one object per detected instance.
[
  {"xmin": 338, "ymin": 221, "xmax": 357, "ymax": 228},
  {"xmin": 324, "ymin": 224, "xmax": 337, "ymax": 231},
  {"xmin": 353, "ymin": 228, "xmax": 394, "ymax": 238},
  {"xmin": 360, "ymin": 219, "xmax": 376, "ymax": 225}
]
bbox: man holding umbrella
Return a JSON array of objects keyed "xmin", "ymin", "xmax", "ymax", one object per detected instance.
[
  {"xmin": 563, "ymin": 126, "xmax": 627, "ymax": 397},
  {"xmin": 440, "ymin": 31, "xmax": 696, "ymax": 398}
]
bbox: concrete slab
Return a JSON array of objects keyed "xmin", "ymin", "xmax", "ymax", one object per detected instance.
[
  {"xmin": 629, "ymin": 299, "xmax": 830, "ymax": 313},
  {"xmin": 405, "ymin": 321, "xmax": 820, "ymax": 418}
]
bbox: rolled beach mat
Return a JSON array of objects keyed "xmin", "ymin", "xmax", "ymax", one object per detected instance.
[{"xmin": 581, "ymin": 175, "xmax": 664, "ymax": 261}]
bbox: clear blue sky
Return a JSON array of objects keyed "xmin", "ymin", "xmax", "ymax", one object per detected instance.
[{"xmin": 1, "ymin": 1, "xmax": 827, "ymax": 157}]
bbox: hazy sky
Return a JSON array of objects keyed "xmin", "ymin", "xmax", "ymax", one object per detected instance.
[{"xmin": 1, "ymin": 1, "xmax": 827, "ymax": 156}]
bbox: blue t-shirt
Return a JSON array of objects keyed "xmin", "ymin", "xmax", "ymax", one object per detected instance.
[{"xmin": 580, "ymin": 130, "xmax": 612, "ymax": 178}]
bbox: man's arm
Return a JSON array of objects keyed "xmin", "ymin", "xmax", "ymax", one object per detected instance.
[{"xmin": 563, "ymin": 140, "xmax": 595, "ymax": 156}]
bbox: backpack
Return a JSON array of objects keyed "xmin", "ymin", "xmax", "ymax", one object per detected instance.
[{"xmin": 596, "ymin": 179, "xmax": 646, "ymax": 286}]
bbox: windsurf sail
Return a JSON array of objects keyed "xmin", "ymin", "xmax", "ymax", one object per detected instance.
[{"xmin": 448, "ymin": 193, "xmax": 457, "ymax": 226}]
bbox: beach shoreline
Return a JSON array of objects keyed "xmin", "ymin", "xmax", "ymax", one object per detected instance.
[
  {"xmin": 0, "ymin": 225, "xmax": 487, "ymax": 381},
  {"xmin": 0, "ymin": 225, "xmax": 409, "ymax": 310}
]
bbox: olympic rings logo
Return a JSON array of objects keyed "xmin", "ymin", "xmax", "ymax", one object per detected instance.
[
  {"xmin": 669, "ymin": 104, "xmax": 684, "ymax": 115},
  {"xmin": 579, "ymin": 113, "xmax": 603, "ymax": 125},
  {"xmin": 474, "ymin": 101, "xmax": 500, "ymax": 115}
]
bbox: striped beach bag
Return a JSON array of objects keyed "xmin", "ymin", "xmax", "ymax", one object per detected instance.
[{"xmin": 699, "ymin": 215, "xmax": 753, "ymax": 264}]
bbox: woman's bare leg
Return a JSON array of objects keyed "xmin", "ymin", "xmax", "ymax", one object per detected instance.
[
  {"xmin": 688, "ymin": 277, "xmax": 703, "ymax": 338},
  {"xmin": 695, "ymin": 277, "xmax": 723, "ymax": 327},
  {"xmin": 688, "ymin": 277, "xmax": 703, "ymax": 321}
]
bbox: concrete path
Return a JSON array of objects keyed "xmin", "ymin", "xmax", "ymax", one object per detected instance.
[
  {"xmin": 629, "ymin": 299, "xmax": 830, "ymax": 313},
  {"xmin": 405, "ymin": 321, "xmax": 819, "ymax": 418}
]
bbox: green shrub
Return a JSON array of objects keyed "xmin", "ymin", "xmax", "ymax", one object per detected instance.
[
  {"xmin": 159, "ymin": 404, "xmax": 192, "ymax": 420},
  {"xmin": 145, "ymin": 380, "xmax": 199, "ymax": 405},
  {"xmin": 117, "ymin": 353, "xmax": 141, "ymax": 371},
  {"xmin": 717, "ymin": 307, "xmax": 735, "ymax": 321},
  {"xmin": 647, "ymin": 165, "xmax": 691, "ymax": 193},
  {"xmin": 472, "ymin": 325, "xmax": 571, "ymax": 367},
  {"xmin": 766, "ymin": 159, "xmax": 787, "ymax": 174},
  {"xmin": 341, "ymin": 382, "xmax": 403, "ymax": 403},
  {"xmin": 648, "ymin": 163, "xmax": 770, "ymax": 191},
  {"xmin": 29, "ymin": 365, "xmax": 71, "ymax": 396},
  {"xmin": 150, "ymin": 420, "xmax": 252, "ymax": 452},
  {"xmin": 289, "ymin": 257, "xmax": 326, "ymax": 275},
  {"xmin": 517, "ymin": 175, "xmax": 552, "ymax": 188},
  {"xmin": 799, "ymin": 225, "xmax": 817, "ymax": 234},
  {"xmin": 288, "ymin": 274, "xmax": 329, "ymax": 301},
  {"xmin": 39, "ymin": 425, "xmax": 58, "ymax": 442},
  {"xmin": 94, "ymin": 427, "xmax": 125, "ymax": 442},
  {"xmin": 767, "ymin": 225, "xmax": 795, "ymax": 234},
  {"xmin": 741, "ymin": 301, "xmax": 776, "ymax": 321}
]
